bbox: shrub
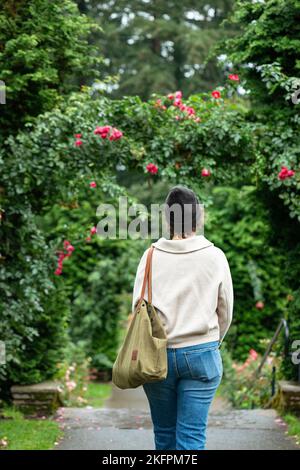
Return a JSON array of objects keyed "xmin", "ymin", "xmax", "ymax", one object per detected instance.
[{"xmin": 221, "ymin": 343, "xmax": 281, "ymax": 409}]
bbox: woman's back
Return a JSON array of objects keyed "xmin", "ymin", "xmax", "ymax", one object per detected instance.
[
  {"xmin": 131, "ymin": 184, "xmax": 234, "ymax": 450},
  {"xmin": 132, "ymin": 234, "xmax": 233, "ymax": 349}
]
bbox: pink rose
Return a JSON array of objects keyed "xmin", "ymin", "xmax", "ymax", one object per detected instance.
[
  {"xmin": 255, "ymin": 301, "xmax": 264, "ymax": 310},
  {"xmin": 186, "ymin": 106, "xmax": 195, "ymax": 115},
  {"xmin": 228, "ymin": 74, "xmax": 240, "ymax": 81},
  {"xmin": 249, "ymin": 349, "xmax": 258, "ymax": 360},
  {"xmin": 63, "ymin": 240, "xmax": 71, "ymax": 250},
  {"xmin": 109, "ymin": 128, "xmax": 123, "ymax": 141},
  {"xmin": 201, "ymin": 168, "xmax": 211, "ymax": 177},
  {"xmin": 89, "ymin": 181, "xmax": 97, "ymax": 188},
  {"xmin": 179, "ymin": 103, "xmax": 187, "ymax": 112},
  {"xmin": 173, "ymin": 98, "xmax": 182, "ymax": 107}
]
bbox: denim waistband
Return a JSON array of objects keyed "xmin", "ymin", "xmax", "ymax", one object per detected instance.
[{"xmin": 166, "ymin": 340, "xmax": 219, "ymax": 352}]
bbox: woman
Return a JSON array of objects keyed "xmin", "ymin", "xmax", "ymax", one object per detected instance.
[{"xmin": 132, "ymin": 185, "xmax": 234, "ymax": 450}]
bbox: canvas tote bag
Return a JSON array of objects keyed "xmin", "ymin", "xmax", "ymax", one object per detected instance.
[{"xmin": 112, "ymin": 245, "xmax": 168, "ymax": 389}]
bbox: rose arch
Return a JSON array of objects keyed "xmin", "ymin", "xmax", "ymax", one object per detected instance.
[{"xmin": 1, "ymin": 82, "xmax": 298, "ymax": 387}]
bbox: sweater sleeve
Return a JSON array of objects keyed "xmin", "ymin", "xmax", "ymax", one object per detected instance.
[
  {"xmin": 216, "ymin": 252, "xmax": 234, "ymax": 344},
  {"xmin": 131, "ymin": 247, "xmax": 150, "ymax": 313}
]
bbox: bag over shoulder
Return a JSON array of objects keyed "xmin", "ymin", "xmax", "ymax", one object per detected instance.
[{"xmin": 112, "ymin": 245, "xmax": 168, "ymax": 389}]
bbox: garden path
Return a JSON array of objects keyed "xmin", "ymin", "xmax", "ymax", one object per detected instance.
[{"xmin": 56, "ymin": 384, "xmax": 299, "ymax": 450}]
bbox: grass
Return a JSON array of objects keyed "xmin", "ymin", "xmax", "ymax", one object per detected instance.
[
  {"xmin": 0, "ymin": 381, "xmax": 112, "ymax": 450},
  {"xmin": 0, "ymin": 407, "xmax": 63, "ymax": 450},
  {"xmin": 283, "ymin": 413, "xmax": 300, "ymax": 445},
  {"xmin": 84, "ymin": 381, "xmax": 112, "ymax": 408}
]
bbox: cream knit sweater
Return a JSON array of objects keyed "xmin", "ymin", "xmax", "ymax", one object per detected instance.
[{"xmin": 132, "ymin": 235, "xmax": 234, "ymax": 348}]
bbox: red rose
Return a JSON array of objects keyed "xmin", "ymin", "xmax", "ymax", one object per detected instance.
[
  {"xmin": 94, "ymin": 125, "xmax": 123, "ymax": 141},
  {"xmin": 211, "ymin": 90, "xmax": 221, "ymax": 99},
  {"xmin": 75, "ymin": 139, "xmax": 83, "ymax": 146},
  {"xmin": 228, "ymin": 74, "xmax": 239, "ymax": 81},
  {"xmin": 278, "ymin": 166, "xmax": 295, "ymax": 180},
  {"xmin": 94, "ymin": 125, "xmax": 111, "ymax": 138},
  {"xmin": 146, "ymin": 163, "xmax": 158, "ymax": 174},
  {"xmin": 89, "ymin": 181, "xmax": 97, "ymax": 188}
]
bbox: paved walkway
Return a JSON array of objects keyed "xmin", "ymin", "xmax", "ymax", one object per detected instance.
[{"xmin": 56, "ymin": 383, "xmax": 299, "ymax": 450}]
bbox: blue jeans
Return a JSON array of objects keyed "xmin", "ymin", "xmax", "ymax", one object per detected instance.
[{"xmin": 142, "ymin": 340, "xmax": 222, "ymax": 450}]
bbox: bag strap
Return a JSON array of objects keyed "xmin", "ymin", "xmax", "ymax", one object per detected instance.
[
  {"xmin": 137, "ymin": 245, "xmax": 154, "ymax": 308},
  {"xmin": 147, "ymin": 246, "xmax": 153, "ymax": 304}
]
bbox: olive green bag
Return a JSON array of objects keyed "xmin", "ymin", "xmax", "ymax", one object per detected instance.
[{"xmin": 112, "ymin": 245, "xmax": 168, "ymax": 389}]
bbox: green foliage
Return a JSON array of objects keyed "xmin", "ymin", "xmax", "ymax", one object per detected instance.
[
  {"xmin": 0, "ymin": 0, "xmax": 102, "ymax": 389},
  {"xmin": 0, "ymin": 210, "xmax": 69, "ymax": 387},
  {"xmin": 67, "ymin": 240, "xmax": 135, "ymax": 370},
  {"xmin": 221, "ymin": 343, "xmax": 279, "ymax": 409},
  {"xmin": 281, "ymin": 290, "xmax": 300, "ymax": 381},
  {"xmin": 283, "ymin": 413, "xmax": 300, "ymax": 443},
  {"xmin": 206, "ymin": 186, "xmax": 291, "ymax": 359},
  {"xmin": 84, "ymin": 382, "xmax": 112, "ymax": 408},
  {"xmin": 0, "ymin": 0, "xmax": 102, "ymax": 136},
  {"xmin": 77, "ymin": 0, "xmax": 237, "ymax": 99},
  {"xmin": 225, "ymin": 0, "xmax": 300, "ymax": 108},
  {"xmin": 0, "ymin": 406, "xmax": 63, "ymax": 450},
  {"xmin": 40, "ymin": 183, "xmax": 148, "ymax": 371},
  {"xmin": 0, "ymin": 85, "xmax": 253, "ymax": 387},
  {"xmin": 1, "ymin": 0, "xmax": 300, "ymax": 393},
  {"xmin": 222, "ymin": 0, "xmax": 300, "ymax": 382},
  {"xmin": 55, "ymin": 341, "xmax": 111, "ymax": 407},
  {"xmin": 223, "ymin": 0, "xmax": 300, "ymax": 221}
]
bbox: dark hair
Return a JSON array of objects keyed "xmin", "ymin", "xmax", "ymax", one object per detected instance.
[{"xmin": 164, "ymin": 185, "xmax": 201, "ymax": 239}]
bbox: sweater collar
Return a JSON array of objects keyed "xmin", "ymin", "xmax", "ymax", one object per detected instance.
[{"xmin": 152, "ymin": 234, "xmax": 214, "ymax": 254}]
